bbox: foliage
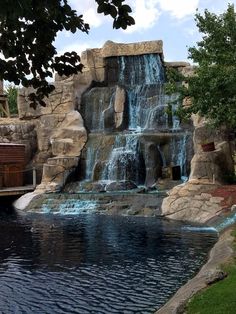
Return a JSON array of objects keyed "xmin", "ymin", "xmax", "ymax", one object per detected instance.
[
  {"xmin": 164, "ymin": 67, "xmax": 189, "ymax": 123},
  {"xmin": 186, "ymin": 227, "xmax": 236, "ymax": 314},
  {"xmin": 5, "ymin": 85, "xmax": 18, "ymax": 115},
  {"xmin": 96, "ymin": 0, "xmax": 135, "ymax": 29},
  {"xmin": 165, "ymin": 4, "xmax": 236, "ymax": 129},
  {"xmin": 0, "ymin": 0, "xmax": 134, "ymax": 108}
]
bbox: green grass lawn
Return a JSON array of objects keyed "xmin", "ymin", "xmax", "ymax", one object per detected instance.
[{"xmin": 186, "ymin": 229, "xmax": 236, "ymax": 314}]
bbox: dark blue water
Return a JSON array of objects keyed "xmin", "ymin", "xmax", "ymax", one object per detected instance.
[{"xmin": 0, "ymin": 211, "xmax": 217, "ymax": 313}]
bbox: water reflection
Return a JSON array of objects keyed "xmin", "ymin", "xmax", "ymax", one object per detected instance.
[{"xmin": 0, "ymin": 211, "xmax": 217, "ymax": 313}]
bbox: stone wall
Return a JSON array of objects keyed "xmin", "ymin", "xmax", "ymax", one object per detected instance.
[{"xmin": 0, "ymin": 119, "xmax": 37, "ymax": 165}]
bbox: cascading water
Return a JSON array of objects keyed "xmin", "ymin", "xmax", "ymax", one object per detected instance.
[
  {"xmin": 102, "ymin": 134, "xmax": 140, "ymax": 182},
  {"xmin": 171, "ymin": 103, "xmax": 181, "ymax": 131},
  {"xmin": 118, "ymin": 54, "xmax": 164, "ymax": 86},
  {"xmin": 117, "ymin": 54, "xmax": 167, "ymax": 131},
  {"xmin": 78, "ymin": 53, "xmax": 193, "ymax": 190},
  {"xmin": 170, "ymin": 134, "xmax": 188, "ymax": 178}
]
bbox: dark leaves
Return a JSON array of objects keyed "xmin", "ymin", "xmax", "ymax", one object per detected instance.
[
  {"xmin": 0, "ymin": 0, "xmax": 134, "ymax": 108},
  {"xmin": 187, "ymin": 4, "xmax": 236, "ymax": 128},
  {"xmin": 96, "ymin": 0, "xmax": 134, "ymax": 29}
]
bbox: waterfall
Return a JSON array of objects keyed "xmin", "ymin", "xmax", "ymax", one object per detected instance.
[
  {"xmin": 171, "ymin": 103, "xmax": 181, "ymax": 131},
  {"xmin": 98, "ymin": 99, "xmax": 105, "ymax": 130},
  {"xmin": 84, "ymin": 146, "xmax": 98, "ymax": 180},
  {"xmin": 117, "ymin": 54, "xmax": 166, "ymax": 131},
  {"xmin": 118, "ymin": 54, "xmax": 164, "ymax": 86},
  {"xmin": 157, "ymin": 145, "xmax": 166, "ymax": 167},
  {"xmin": 102, "ymin": 134, "xmax": 140, "ymax": 182},
  {"xmin": 170, "ymin": 134, "xmax": 188, "ymax": 177},
  {"xmin": 144, "ymin": 104, "xmax": 169, "ymax": 130},
  {"xmin": 77, "ymin": 52, "xmax": 193, "ymax": 191}
]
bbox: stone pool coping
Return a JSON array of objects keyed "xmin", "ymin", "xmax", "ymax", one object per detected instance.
[{"xmin": 155, "ymin": 227, "xmax": 234, "ymax": 314}]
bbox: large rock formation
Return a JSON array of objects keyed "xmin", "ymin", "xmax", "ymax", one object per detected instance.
[
  {"xmin": 161, "ymin": 59, "xmax": 235, "ymax": 222},
  {"xmin": 16, "ymin": 40, "xmax": 166, "ymax": 194},
  {"xmin": 18, "ymin": 77, "xmax": 88, "ymax": 193},
  {"xmin": 161, "ymin": 114, "xmax": 235, "ymax": 223},
  {"xmin": 36, "ymin": 110, "xmax": 87, "ymax": 192},
  {"xmin": 190, "ymin": 118, "xmax": 234, "ymax": 183}
]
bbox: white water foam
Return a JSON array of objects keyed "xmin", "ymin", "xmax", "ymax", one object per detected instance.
[
  {"xmin": 42, "ymin": 200, "xmax": 98, "ymax": 215},
  {"xmin": 181, "ymin": 226, "xmax": 218, "ymax": 233}
]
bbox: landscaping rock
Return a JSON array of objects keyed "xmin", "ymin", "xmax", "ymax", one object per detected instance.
[
  {"xmin": 205, "ymin": 269, "xmax": 227, "ymax": 285},
  {"xmin": 105, "ymin": 180, "xmax": 137, "ymax": 191},
  {"xmin": 161, "ymin": 182, "xmax": 236, "ymax": 223}
]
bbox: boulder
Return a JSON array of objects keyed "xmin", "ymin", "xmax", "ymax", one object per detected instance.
[
  {"xmin": 189, "ymin": 120, "xmax": 234, "ymax": 183},
  {"xmin": 37, "ymin": 110, "xmax": 87, "ymax": 192},
  {"xmin": 161, "ymin": 182, "xmax": 223, "ymax": 223},
  {"xmin": 93, "ymin": 85, "xmax": 127, "ymax": 130},
  {"xmin": 205, "ymin": 269, "xmax": 227, "ymax": 285},
  {"xmin": 190, "ymin": 148, "xmax": 231, "ymax": 183},
  {"xmin": 105, "ymin": 180, "xmax": 137, "ymax": 191},
  {"xmin": 51, "ymin": 111, "xmax": 87, "ymax": 157}
]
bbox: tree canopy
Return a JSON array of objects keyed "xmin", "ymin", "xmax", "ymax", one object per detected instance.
[
  {"xmin": 181, "ymin": 4, "xmax": 236, "ymax": 129},
  {"xmin": 0, "ymin": 0, "xmax": 134, "ymax": 107}
]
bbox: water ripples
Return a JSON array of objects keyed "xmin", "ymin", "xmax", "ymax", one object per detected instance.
[{"xmin": 0, "ymin": 213, "xmax": 217, "ymax": 313}]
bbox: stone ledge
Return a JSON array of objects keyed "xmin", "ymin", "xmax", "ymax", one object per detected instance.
[
  {"xmin": 101, "ymin": 40, "xmax": 163, "ymax": 58},
  {"xmin": 161, "ymin": 183, "xmax": 236, "ymax": 224}
]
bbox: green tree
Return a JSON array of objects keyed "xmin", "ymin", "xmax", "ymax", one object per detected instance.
[
  {"xmin": 0, "ymin": 0, "xmax": 134, "ymax": 108},
  {"xmin": 184, "ymin": 4, "xmax": 236, "ymax": 129},
  {"xmin": 5, "ymin": 85, "xmax": 18, "ymax": 115}
]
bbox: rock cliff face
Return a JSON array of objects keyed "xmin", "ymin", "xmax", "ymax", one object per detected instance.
[
  {"xmin": 16, "ymin": 40, "xmax": 194, "ymax": 194},
  {"xmin": 18, "ymin": 78, "xmax": 88, "ymax": 192},
  {"xmin": 190, "ymin": 117, "xmax": 234, "ymax": 183},
  {"xmin": 161, "ymin": 114, "xmax": 235, "ymax": 223}
]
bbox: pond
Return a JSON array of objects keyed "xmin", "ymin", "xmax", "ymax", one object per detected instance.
[{"xmin": 0, "ymin": 210, "xmax": 217, "ymax": 313}]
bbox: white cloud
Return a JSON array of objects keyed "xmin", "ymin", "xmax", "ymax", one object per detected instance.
[
  {"xmin": 58, "ymin": 43, "xmax": 89, "ymax": 56},
  {"xmin": 67, "ymin": 0, "xmax": 201, "ymax": 35},
  {"xmin": 68, "ymin": 0, "xmax": 161, "ymax": 33},
  {"xmin": 68, "ymin": 0, "xmax": 96, "ymax": 13},
  {"xmin": 157, "ymin": 0, "xmax": 200, "ymax": 19},
  {"xmin": 83, "ymin": 8, "xmax": 104, "ymax": 28},
  {"xmin": 57, "ymin": 41, "xmax": 104, "ymax": 56},
  {"xmin": 198, "ymin": 0, "xmax": 236, "ymax": 14},
  {"xmin": 125, "ymin": 0, "xmax": 160, "ymax": 33},
  {"xmin": 68, "ymin": 0, "xmax": 106, "ymax": 28}
]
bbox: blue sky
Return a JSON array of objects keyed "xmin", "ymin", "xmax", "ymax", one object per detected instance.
[{"xmin": 55, "ymin": 0, "xmax": 236, "ymax": 62}]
